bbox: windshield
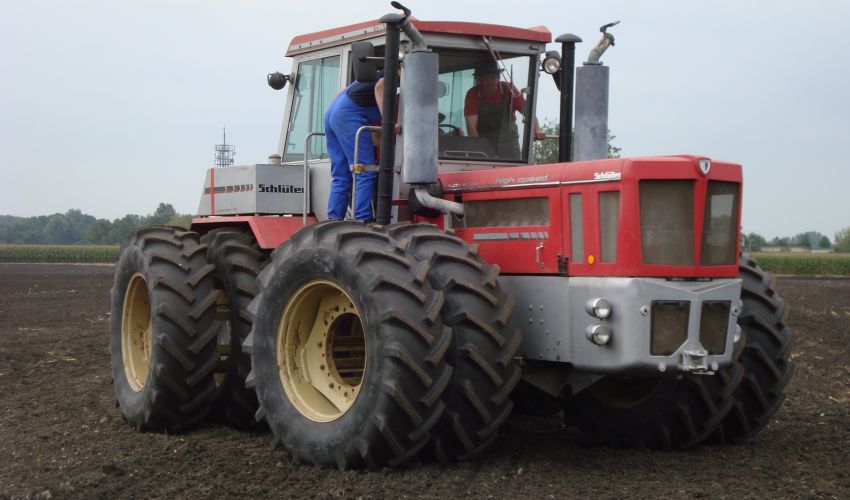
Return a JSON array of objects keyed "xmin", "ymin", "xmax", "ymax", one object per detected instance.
[{"xmin": 435, "ymin": 50, "xmax": 536, "ymax": 162}]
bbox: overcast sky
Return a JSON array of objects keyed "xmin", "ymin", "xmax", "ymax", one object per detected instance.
[{"xmin": 2, "ymin": 0, "xmax": 848, "ymax": 240}]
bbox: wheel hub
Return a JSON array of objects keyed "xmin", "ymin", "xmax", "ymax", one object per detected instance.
[
  {"xmin": 121, "ymin": 273, "xmax": 152, "ymax": 392},
  {"xmin": 278, "ymin": 280, "xmax": 367, "ymax": 422}
]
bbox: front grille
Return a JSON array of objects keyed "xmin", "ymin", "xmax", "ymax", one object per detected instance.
[
  {"xmin": 457, "ymin": 197, "xmax": 550, "ymax": 228},
  {"xmin": 699, "ymin": 301, "xmax": 731, "ymax": 354},
  {"xmin": 700, "ymin": 182, "xmax": 739, "ymax": 265},
  {"xmin": 640, "ymin": 180, "xmax": 694, "ymax": 265},
  {"xmin": 650, "ymin": 300, "xmax": 690, "ymax": 356}
]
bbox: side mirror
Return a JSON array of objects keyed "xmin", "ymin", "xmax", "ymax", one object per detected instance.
[
  {"xmin": 351, "ymin": 41, "xmax": 378, "ymax": 83},
  {"xmin": 267, "ymin": 72, "xmax": 290, "ymax": 90}
]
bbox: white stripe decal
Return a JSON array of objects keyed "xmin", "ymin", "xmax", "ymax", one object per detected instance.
[{"xmin": 473, "ymin": 232, "xmax": 550, "ymax": 241}]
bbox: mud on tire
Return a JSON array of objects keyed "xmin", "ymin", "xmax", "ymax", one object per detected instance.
[
  {"xmin": 387, "ymin": 223, "xmax": 521, "ymax": 461},
  {"xmin": 109, "ymin": 226, "xmax": 219, "ymax": 432},
  {"xmin": 712, "ymin": 253, "xmax": 794, "ymax": 443},
  {"xmin": 244, "ymin": 221, "xmax": 453, "ymax": 469},
  {"xmin": 202, "ymin": 228, "xmax": 268, "ymax": 428}
]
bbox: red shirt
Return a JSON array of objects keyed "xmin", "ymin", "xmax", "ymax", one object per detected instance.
[{"xmin": 464, "ymin": 82, "xmax": 524, "ymax": 116}]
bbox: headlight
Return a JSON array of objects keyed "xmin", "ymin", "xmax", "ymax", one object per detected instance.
[
  {"xmin": 585, "ymin": 298, "xmax": 612, "ymax": 319},
  {"xmin": 585, "ymin": 324, "xmax": 612, "ymax": 345}
]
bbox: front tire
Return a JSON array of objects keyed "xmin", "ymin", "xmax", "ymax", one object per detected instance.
[
  {"xmin": 245, "ymin": 222, "xmax": 452, "ymax": 469},
  {"xmin": 565, "ymin": 366, "xmax": 743, "ymax": 450},
  {"xmin": 109, "ymin": 227, "xmax": 219, "ymax": 431},
  {"xmin": 387, "ymin": 223, "xmax": 521, "ymax": 461},
  {"xmin": 712, "ymin": 253, "xmax": 794, "ymax": 443}
]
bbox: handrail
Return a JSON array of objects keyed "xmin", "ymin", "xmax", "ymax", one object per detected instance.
[
  {"xmin": 302, "ymin": 132, "xmax": 325, "ymax": 226},
  {"xmin": 351, "ymin": 125, "xmax": 382, "ymax": 220}
]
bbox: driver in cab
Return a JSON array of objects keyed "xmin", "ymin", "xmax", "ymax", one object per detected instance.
[{"xmin": 464, "ymin": 59, "xmax": 545, "ymax": 159}]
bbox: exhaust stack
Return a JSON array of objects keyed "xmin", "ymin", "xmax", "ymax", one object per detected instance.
[
  {"xmin": 378, "ymin": 3, "xmax": 461, "ymax": 221},
  {"xmin": 574, "ymin": 21, "xmax": 618, "ymax": 162}
]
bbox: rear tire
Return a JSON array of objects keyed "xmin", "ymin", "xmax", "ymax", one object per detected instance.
[
  {"xmin": 387, "ymin": 223, "xmax": 521, "ymax": 461},
  {"xmin": 202, "ymin": 228, "xmax": 268, "ymax": 428},
  {"xmin": 245, "ymin": 221, "xmax": 452, "ymax": 469},
  {"xmin": 109, "ymin": 226, "xmax": 219, "ymax": 431},
  {"xmin": 712, "ymin": 253, "xmax": 794, "ymax": 443}
]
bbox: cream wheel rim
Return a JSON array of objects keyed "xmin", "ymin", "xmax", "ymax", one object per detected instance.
[
  {"xmin": 122, "ymin": 273, "xmax": 153, "ymax": 392},
  {"xmin": 277, "ymin": 280, "xmax": 367, "ymax": 422}
]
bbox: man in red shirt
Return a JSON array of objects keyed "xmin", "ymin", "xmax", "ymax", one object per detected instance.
[{"xmin": 464, "ymin": 59, "xmax": 545, "ymax": 160}]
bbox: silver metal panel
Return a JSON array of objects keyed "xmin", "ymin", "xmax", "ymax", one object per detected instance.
[
  {"xmin": 196, "ymin": 164, "xmax": 306, "ymax": 216},
  {"xmin": 308, "ymin": 161, "xmax": 332, "ymax": 221},
  {"xmin": 574, "ymin": 65, "xmax": 610, "ymax": 161},
  {"xmin": 499, "ymin": 275, "xmax": 742, "ymax": 375},
  {"xmin": 401, "ymin": 51, "xmax": 439, "ymax": 185}
]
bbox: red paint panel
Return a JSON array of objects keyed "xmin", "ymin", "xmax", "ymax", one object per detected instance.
[
  {"xmin": 191, "ymin": 216, "xmax": 318, "ymax": 250},
  {"xmin": 209, "ymin": 168, "xmax": 215, "ymax": 215},
  {"xmin": 286, "ymin": 19, "xmax": 550, "ymax": 56},
  {"xmin": 436, "ymin": 155, "xmax": 742, "ymax": 278}
]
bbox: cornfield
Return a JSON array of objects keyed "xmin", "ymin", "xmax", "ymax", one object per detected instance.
[
  {"xmin": 0, "ymin": 244, "xmax": 119, "ymax": 264},
  {"xmin": 0, "ymin": 244, "xmax": 847, "ymax": 275},
  {"xmin": 754, "ymin": 252, "xmax": 850, "ymax": 276}
]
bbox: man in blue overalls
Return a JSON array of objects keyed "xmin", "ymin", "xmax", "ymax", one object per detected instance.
[{"xmin": 323, "ymin": 74, "xmax": 386, "ymax": 222}]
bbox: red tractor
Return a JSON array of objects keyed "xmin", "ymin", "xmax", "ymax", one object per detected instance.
[{"xmin": 109, "ymin": 4, "xmax": 793, "ymax": 468}]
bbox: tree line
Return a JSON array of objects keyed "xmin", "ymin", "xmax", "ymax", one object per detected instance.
[
  {"xmin": 2, "ymin": 204, "xmax": 848, "ymax": 254},
  {"xmin": 0, "ymin": 204, "xmax": 192, "ymax": 245},
  {"xmin": 745, "ymin": 229, "xmax": 850, "ymax": 253}
]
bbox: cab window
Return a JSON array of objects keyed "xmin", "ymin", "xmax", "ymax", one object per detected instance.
[
  {"xmin": 282, "ymin": 55, "xmax": 340, "ymax": 162},
  {"xmin": 435, "ymin": 50, "xmax": 534, "ymax": 162}
]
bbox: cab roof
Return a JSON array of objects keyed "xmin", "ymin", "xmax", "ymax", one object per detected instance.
[{"xmin": 286, "ymin": 19, "xmax": 552, "ymax": 56}]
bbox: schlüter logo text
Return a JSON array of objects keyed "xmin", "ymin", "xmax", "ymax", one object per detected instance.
[
  {"xmin": 259, "ymin": 184, "xmax": 304, "ymax": 194},
  {"xmin": 593, "ymin": 171, "xmax": 621, "ymax": 181}
]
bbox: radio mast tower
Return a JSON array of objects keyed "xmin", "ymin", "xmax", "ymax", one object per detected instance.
[{"xmin": 214, "ymin": 127, "xmax": 236, "ymax": 168}]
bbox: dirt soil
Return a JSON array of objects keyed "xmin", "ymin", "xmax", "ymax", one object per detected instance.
[{"xmin": 0, "ymin": 264, "xmax": 847, "ymax": 499}]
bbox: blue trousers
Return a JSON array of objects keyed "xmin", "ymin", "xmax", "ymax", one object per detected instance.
[{"xmin": 324, "ymin": 90, "xmax": 380, "ymax": 221}]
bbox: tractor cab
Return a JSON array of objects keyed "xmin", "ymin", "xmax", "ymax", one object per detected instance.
[
  {"xmin": 266, "ymin": 19, "xmax": 551, "ymax": 221},
  {"xmin": 279, "ymin": 20, "xmax": 548, "ymax": 165}
]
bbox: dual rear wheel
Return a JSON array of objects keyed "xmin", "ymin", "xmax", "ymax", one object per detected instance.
[{"xmin": 244, "ymin": 221, "xmax": 521, "ymax": 468}]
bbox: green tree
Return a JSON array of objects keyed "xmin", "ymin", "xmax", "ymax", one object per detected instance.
[
  {"xmin": 819, "ymin": 235, "xmax": 831, "ymax": 249},
  {"xmin": 147, "ymin": 203, "xmax": 177, "ymax": 225},
  {"xmin": 168, "ymin": 213, "xmax": 193, "ymax": 229},
  {"xmin": 85, "ymin": 219, "xmax": 114, "ymax": 244},
  {"xmin": 769, "ymin": 236, "xmax": 790, "ymax": 248},
  {"xmin": 835, "ymin": 227, "xmax": 850, "ymax": 253},
  {"xmin": 107, "ymin": 214, "xmax": 143, "ymax": 243},
  {"xmin": 532, "ymin": 120, "xmax": 620, "ymax": 164},
  {"xmin": 791, "ymin": 231, "xmax": 827, "ymax": 249},
  {"xmin": 745, "ymin": 232, "xmax": 767, "ymax": 252}
]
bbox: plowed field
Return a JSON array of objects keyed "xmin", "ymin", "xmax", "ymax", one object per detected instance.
[{"xmin": 1, "ymin": 264, "xmax": 847, "ymax": 498}]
